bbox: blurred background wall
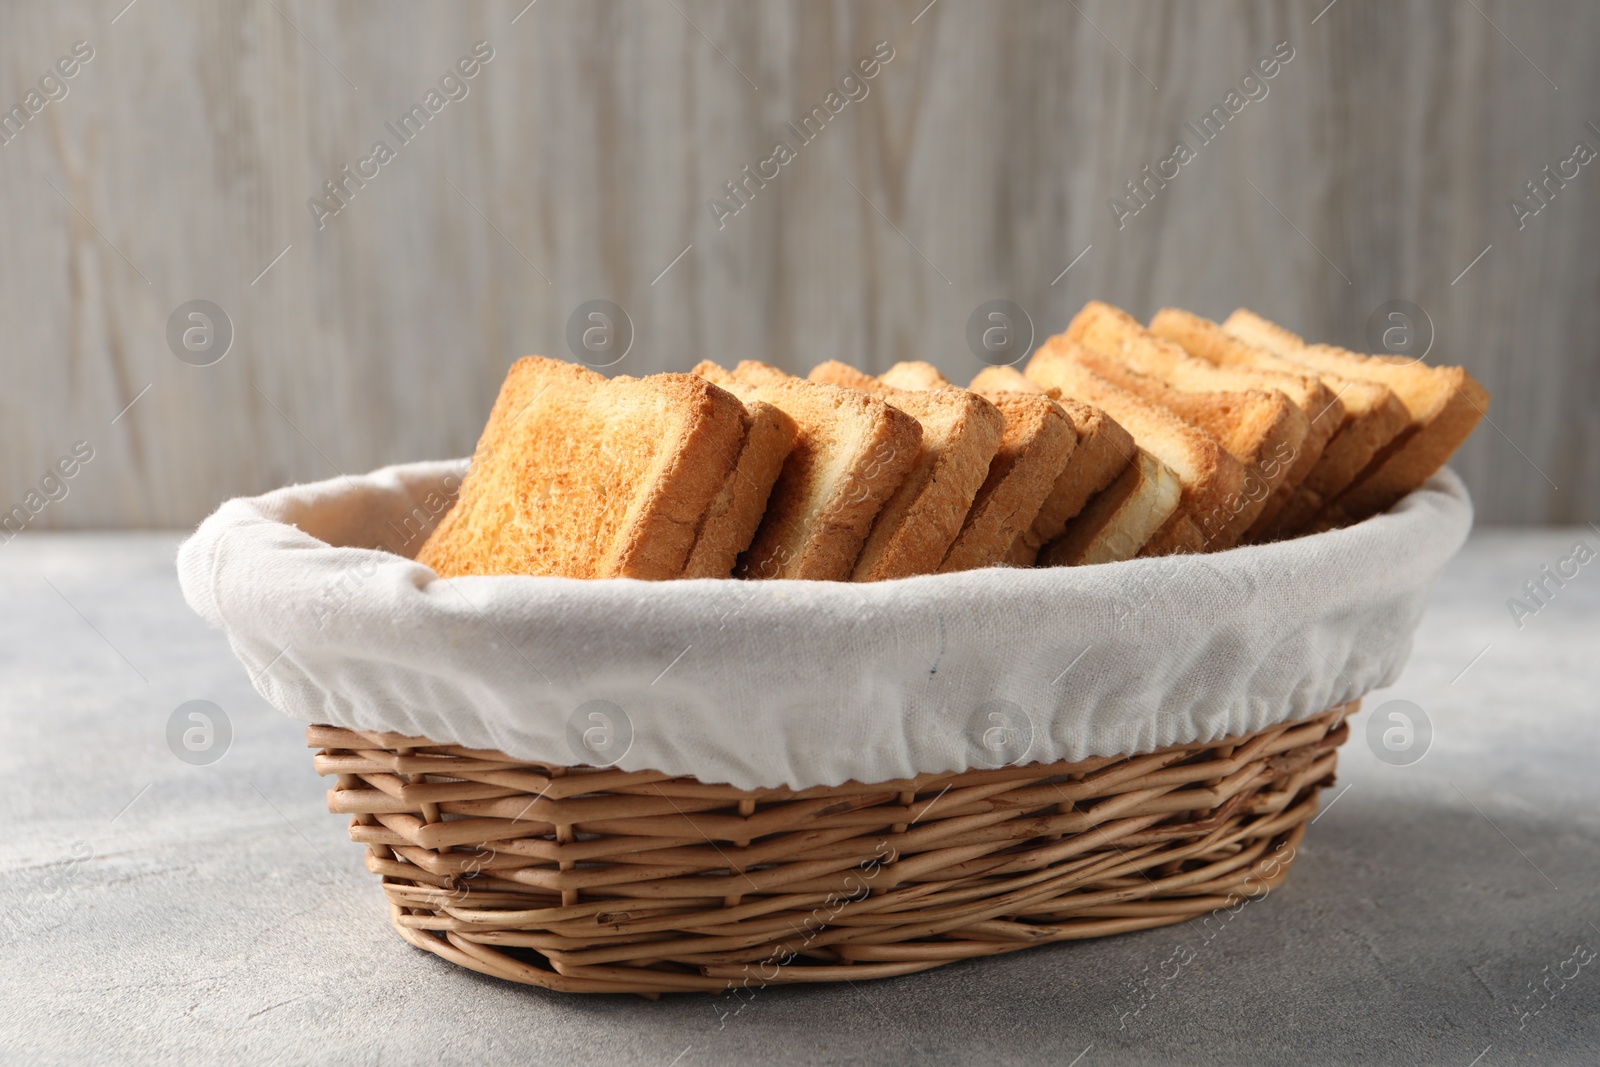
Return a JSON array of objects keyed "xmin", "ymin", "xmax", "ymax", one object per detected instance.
[{"xmin": 2, "ymin": 0, "xmax": 1595, "ymax": 529}]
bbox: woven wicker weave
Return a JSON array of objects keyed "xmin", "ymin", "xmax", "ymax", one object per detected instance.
[{"xmin": 308, "ymin": 701, "xmax": 1354, "ymax": 995}]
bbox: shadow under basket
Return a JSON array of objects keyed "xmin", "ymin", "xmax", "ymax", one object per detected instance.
[{"xmin": 308, "ymin": 702, "xmax": 1355, "ymax": 996}]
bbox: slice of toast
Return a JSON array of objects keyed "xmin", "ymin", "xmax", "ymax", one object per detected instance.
[
  {"xmin": 969, "ymin": 365, "xmax": 1044, "ymax": 396},
  {"xmin": 1150, "ymin": 307, "xmax": 1396, "ymax": 539},
  {"xmin": 940, "ymin": 391, "xmax": 1077, "ymax": 573},
  {"xmin": 1223, "ymin": 309, "xmax": 1488, "ymax": 526},
  {"xmin": 692, "ymin": 361, "xmax": 921, "ymax": 580},
  {"xmin": 1017, "ymin": 397, "xmax": 1135, "ymax": 564},
  {"xmin": 1060, "ymin": 309, "xmax": 1307, "ymax": 546},
  {"xmin": 417, "ymin": 357, "xmax": 748, "ymax": 580},
  {"xmin": 1209, "ymin": 310, "xmax": 1411, "ymax": 534},
  {"xmin": 1026, "ymin": 340, "xmax": 1252, "ymax": 551},
  {"xmin": 807, "ymin": 360, "xmax": 1006, "ymax": 581},
  {"xmin": 806, "ymin": 359, "xmax": 884, "ymax": 394},
  {"xmin": 878, "ymin": 361, "xmax": 952, "ymax": 391},
  {"xmin": 1275, "ymin": 371, "xmax": 1407, "ymax": 532},
  {"xmin": 1067, "ymin": 345, "xmax": 1303, "ymax": 546},
  {"xmin": 1067, "ymin": 303, "xmax": 1309, "ymax": 543},
  {"xmin": 1039, "ymin": 446, "xmax": 1182, "ymax": 567},
  {"xmin": 1141, "ymin": 511, "xmax": 1208, "ymax": 556},
  {"xmin": 1139, "ymin": 307, "xmax": 1343, "ymax": 540},
  {"xmin": 681, "ymin": 398, "xmax": 797, "ymax": 578},
  {"xmin": 730, "ymin": 360, "xmax": 797, "ymax": 390},
  {"xmin": 972, "ymin": 366, "xmax": 1139, "ymax": 566}
]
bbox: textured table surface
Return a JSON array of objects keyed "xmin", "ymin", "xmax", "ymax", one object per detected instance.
[{"xmin": 3, "ymin": 530, "xmax": 1598, "ymax": 1066}]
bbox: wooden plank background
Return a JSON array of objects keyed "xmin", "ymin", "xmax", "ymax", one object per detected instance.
[{"xmin": 2, "ymin": 0, "xmax": 1595, "ymax": 529}]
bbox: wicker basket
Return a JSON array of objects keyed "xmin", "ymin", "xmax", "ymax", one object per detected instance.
[{"xmin": 308, "ymin": 700, "xmax": 1354, "ymax": 995}]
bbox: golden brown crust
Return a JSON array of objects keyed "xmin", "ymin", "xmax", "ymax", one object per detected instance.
[
  {"xmin": 691, "ymin": 359, "xmax": 751, "ymax": 396},
  {"xmin": 602, "ymin": 374, "xmax": 752, "ymax": 578},
  {"xmin": 1217, "ymin": 308, "xmax": 1307, "ymax": 357},
  {"xmin": 730, "ymin": 360, "xmax": 793, "ymax": 389},
  {"xmin": 1146, "ymin": 307, "xmax": 1342, "ymax": 541},
  {"xmin": 417, "ymin": 358, "xmax": 746, "ymax": 580},
  {"xmin": 681, "ymin": 399, "xmax": 797, "ymax": 579},
  {"xmin": 1069, "ymin": 304, "xmax": 1309, "ymax": 542},
  {"xmin": 1220, "ymin": 309, "xmax": 1414, "ymax": 532},
  {"xmin": 1140, "ymin": 512, "xmax": 1208, "ymax": 557},
  {"xmin": 1025, "ymin": 340, "xmax": 1251, "ymax": 551},
  {"xmin": 1222, "ymin": 309, "xmax": 1487, "ymax": 527},
  {"xmin": 424, "ymin": 307, "xmax": 1482, "ymax": 582},
  {"xmin": 969, "ymin": 365, "xmax": 1046, "ymax": 395},
  {"xmin": 1276, "ymin": 383, "xmax": 1410, "ymax": 529},
  {"xmin": 1158, "ymin": 310, "xmax": 1400, "ymax": 531},
  {"xmin": 417, "ymin": 358, "xmax": 603, "ymax": 578},
  {"xmin": 878, "ymin": 361, "xmax": 952, "ymax": 391},
  {"xmin": 808, "ymin": 360, "xmax": 883, "ymax": 394},
  {"xmin": 1039, "ymin": 447, "xmax": 1181, "ymax": 567},
  {"xmin": 940, "ymin": 392, "xmax": 1076, "ymax": 573},
  {"xmin": 1059, "ymin": 309, "xmax": 1307, "ymax": 547},
  {"xmin": 1296, "ymin": 350, "xmax": 1487, "ymax": 525},
  {"xmin": 714, "ymin": 361, "xmax": 921, "ymax": 580},
  {"xmin": 811, "ymin": 361, "xmax": 1009, "ymax": 579},
  {"xmin": 1009, "ymin": 398, "xmax": 1136, "ymax": 566},
  {"xmin": 855, "ymin": 389, "xmax": 1006, "ymax": 582},
  {"xmin": 1253, "ymin": 373, "xmax": 1409, "ymax": 535},
  {"xmin": 972, "ymin": 365, "xmax": 1139, "ymax": 566}
]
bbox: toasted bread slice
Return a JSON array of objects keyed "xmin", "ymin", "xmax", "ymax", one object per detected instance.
[
  {"xmin": 1213, "ymin": 310, "xmax": 1411, "ymax": 533},
  {"xmin": 1026, "ymin": 341, "xmax": 1252, "ymax": 551},
  {"xmin": 1141, "ymin": 511, "xmax": 1208, "ymax": 556},
  {"xmin": 869, "ymin": 363, "xmax": 1077, "ymax": 567},
  {"xmin": 1067, "ymin": 303, "xmax": 1309, "ymax": 543},
  {"xmin": 856, "ymin": 388, "xmax": 1004, "ymax": 580},
  {"xmin": 692, "ymin": 361, "xmax": 921, "ymax": 580},
  {"xmin": 1221, "ymin": 310, "xmax": 1413, "ymax": 523},
  {"xmin": 1139, "ymin": 307, "xmax": 1341, "ymax": 540},
  {"xmin": 1150, "ymin": 307, "xmax": 1389, "ymax": 539},
  {"xmin": 1039, "ymin": 447, "xmax": 1181, "ymax": 567},
  {"xmin": 1223, "ymin": 309, "xmax": 1487, "ymax": 526},
  {"xmin": 681, "ymin": 399, "xmax": 798, "ymax": 578},
  {"xmin": 806, "ymin": 361, "xmax": 1007, "ymax": 581},
  {"xmin": 418, "ymin": 357, "xmax": 748, "ymax": 580},
  {"xmin": 1058, "ymin": 310, "xmax": 1306, "ymax": 546},
  {"xmin": 1015, "ymin": 398, "xmax": 1135, "ymax": 564},
  {"xmin": 731, "ymin": 360, "xmax": 796, "ymax": 390},
  {"xmin": 1218, "ymin": 309, "xmax": 1305, "ymax": 360},
  {"xmin": 969, "ymin": 365, "xmax": 1044, "ymax": 396},
  {"xmin": 879, "ymin": 361, "xmax": 952, "ymax": 391},
  {"xmin": 940, "ymin": 391, "xmax": 1077, "ymax": 573},
  {"xmin": 806, "ymin": 359, "xmax": 882, "ymax": 394},
  {"xmin": 967, "ymin": 365, "xmax": 1139, "ymax": 566},
  {"xmin": 1274, "ymin": 371, "xmax": 1408, "ymax": 532},
  {"xmin": 1068, "ymin": 346, "xmax": 1303, "ymax": 545}
]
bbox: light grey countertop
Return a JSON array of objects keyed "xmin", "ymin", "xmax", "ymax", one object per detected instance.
[{"xmin": 2, "ymin": 530, "xmax": 1598, "ymax": 1066}]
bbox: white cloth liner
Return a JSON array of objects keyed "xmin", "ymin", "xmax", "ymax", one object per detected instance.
[{"xmin": 177, "ymin": 460, "xmax": 1472, "ymax": 790}]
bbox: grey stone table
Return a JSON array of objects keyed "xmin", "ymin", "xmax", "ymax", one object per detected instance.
[{"xmin": 3, "ymin": 530, "xmax": 1598, "ymax": 1066}]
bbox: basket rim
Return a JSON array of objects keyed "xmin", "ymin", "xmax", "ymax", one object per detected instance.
[
  {"xmin": 180, "ymin": 458, "xmax": 1469, "ymax": 790},
  {"xmin": 307, "ymin": 702, "xmax": 1356, "ymax": 796}
]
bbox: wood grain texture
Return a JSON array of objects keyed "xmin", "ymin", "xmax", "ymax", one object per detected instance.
[{"xmin": 1, "ymin": 0, "xmax": 1594, "ymax": 528}]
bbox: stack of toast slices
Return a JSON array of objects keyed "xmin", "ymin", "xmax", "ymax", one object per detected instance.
[{"xmin": 416, "ymin": 303, "xmax": 1488, "ymax": 581}]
